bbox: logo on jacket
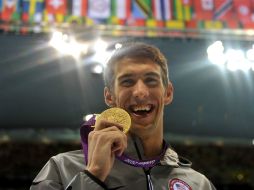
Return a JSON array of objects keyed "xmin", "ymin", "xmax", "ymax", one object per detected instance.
[{"xmin": 169, "ymin": 178, "xmax": 192, "ymax": 190}]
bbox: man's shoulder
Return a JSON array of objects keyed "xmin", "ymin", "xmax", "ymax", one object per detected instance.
[
  {"xmin": 171, "ymin": 162, "xmax": 215, "ymax": 189},
  {"xmin": 52, "ymin": 149, "xmax": 84, "ymax": 164},
  {"xmin": 170, "ymin": 154, "xmax": 211, "ymax": 181},
  {"xmin": 56, "ymin": 149, "xmax": 83, "ymax": 157},
  {"xmin": 177, "ymin": 156, "xmax": 206, "ymax": 177}
]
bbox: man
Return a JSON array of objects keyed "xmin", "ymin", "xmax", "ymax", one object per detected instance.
[{"xmin": 30, "ymin": 42, "xmax": 216, "ymax": 190}]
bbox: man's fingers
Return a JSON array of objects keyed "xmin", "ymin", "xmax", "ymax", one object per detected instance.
[
  {"xmin": 88, "ymin": 129, "xmax": 127, "ymax": 156},
  {"xmin": 87, "ymin": 125, "xmax": 127, "ymax": 180},
  {"xmin": 111, "ymin": 134, "xmax": 127, "ymax": 156},
  {"xmin": 94, "ymin": 119, "xmax": 124, "ymax": 132}
]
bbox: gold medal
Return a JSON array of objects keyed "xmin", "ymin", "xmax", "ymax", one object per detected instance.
[{"xmin": 97, "ymin": 107, "xmax": 131, "ymax": 133}]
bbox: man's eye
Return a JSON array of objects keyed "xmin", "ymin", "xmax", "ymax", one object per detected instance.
[
  {"xmin": 121, "ymin": 79, "xmax": 134, "ymax": 86},
  {"xmin": 146, "ymin": 78, "xmax": 159, "ymax": 86}
]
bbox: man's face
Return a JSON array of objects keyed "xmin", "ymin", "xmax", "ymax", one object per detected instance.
[{"xmin": 105, "ymin": 58, "xmax": 173, "ymax": 134}]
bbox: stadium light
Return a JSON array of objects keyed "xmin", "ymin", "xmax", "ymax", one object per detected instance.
[
  {"xmin": 90, "ymin": 50, "xmax": 113, "ymax": 67},
  {"xmin": 246, "ymin": 48, "xmax": 254, "ymax": 61},
  {"xmin": 91, "ymin": 64, "xmax": 104, "ymax": 74},
  {"xmin": 207, "ymin": 41, "xmax": 254, "ymax": 72},
  {"xmin": 88, "ymin": 40, "xmax": 119, "ymax": 69},
  {"xmin": 49, "ymin": 31, "xmax": 88, "ymax": 59},
  {"xmin": 93, "ymin": 38, "xmax": 108, "ymax": 53},
  {"xmin": 115, "ymin": 43, "xmax": 122, "ymax": 49},
  {"xmin": 226, "ymin": 49, "xmax": 251, "ymax": 71},
  {"xmin": 207, "ymin": 41, "xmax": 226, "ymax": 65}
]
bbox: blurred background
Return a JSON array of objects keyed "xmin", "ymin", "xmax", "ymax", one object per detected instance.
[{"xmin": 1, "ymin": 0, "xmax": 254, "ymax": 189}]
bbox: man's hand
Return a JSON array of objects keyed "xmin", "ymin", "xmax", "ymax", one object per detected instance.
[{"xmin": 86, "ymin": 119, "xmax": 127, "ymax": 181}]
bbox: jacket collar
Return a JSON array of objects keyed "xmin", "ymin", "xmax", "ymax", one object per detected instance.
[{"xmin": 125, "ymin": 134, "xmax": 187, "ymax": 167}]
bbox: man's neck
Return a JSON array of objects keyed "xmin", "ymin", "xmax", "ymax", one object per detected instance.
[
  {"xmin": 131, "ymin": 117, "xmax": 164, "ymax": 158},
  {"xmin": 136, "ymin": 122, "xmax": 163, "ymax": 158},
  {"xmin": 142, "ymin": 136, "xmax": 163, "ymax": 158}
]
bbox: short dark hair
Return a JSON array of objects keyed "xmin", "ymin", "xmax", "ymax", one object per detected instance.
[{"xmin": 103, "ymin": 42, "xmax": 169, "ymax": 90}]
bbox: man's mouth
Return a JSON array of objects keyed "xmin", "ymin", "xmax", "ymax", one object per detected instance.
[{"xmin": 129, "ymin": 104, "xmax": 154, "ymax": 116}]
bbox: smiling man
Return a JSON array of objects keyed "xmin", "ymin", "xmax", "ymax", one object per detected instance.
[{"xmin": 30, "ymin": 42, "xmax": 216, "ymax": 190}]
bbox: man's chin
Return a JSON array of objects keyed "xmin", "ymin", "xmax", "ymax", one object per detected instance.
[{"xmin": 130, "ymin": 122, "xmax": 154, "ymax": 133}]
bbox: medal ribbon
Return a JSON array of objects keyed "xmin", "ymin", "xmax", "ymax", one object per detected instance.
[{"xmin": 80, "ymin": 115, "xmax": 168, "ymax": 168}]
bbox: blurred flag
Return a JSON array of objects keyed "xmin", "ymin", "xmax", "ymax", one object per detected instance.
[
  {"xmin": 22, "ymin": 0, "xmax": 30, "ymax": 22},
  {"xmin": 12, "ymin": 0, "xmax": 20, "ymax": 21},
  {"xmin": 202, "ymin": 20, "xmax": 223, "ymax": 29},
  {"xmin": 46, "ymin": 0, "xmax": 66, "ymax": 14},
  {"xmin": 173, "ymin": 0, "xmax": 192, "ymax": 20},
  {"xmin": 146, "ymin": 18, "xmax": 159, "ymax": 27},
  {"xmin": 225, "ymin": 19, "xmax": 239, "ymax": 29},
  {"xmin": 127, "ymin": 17, "xmax": 146, "ymax": 26},
  {"xmin": 182, "ymin": 0, "xmax": 192, "ymax": 21},
  {"xmin": 166, "ymin": 19, "xmax": 185, "ymax": 29},
  {"xmin": 32, "ymin": 0, "xmax": 44, "ymax": 23},
  {"xmin": 173, "ymin": 0, "xmax": 184, "ymax": 20},
  {"xmin": 242, "ymin": 21, "xmax": 254, "ymax": 29},
  {"xmin": 69, "ymin": 0, "xmax": 87, "ymax": 17},
  {"xmin": 45, "ymin": 0, "xmax": 66, "ymax": 23},
  {"xmin": 110, "ymin": 0, "xmax": 131, "ymax": 24},
  {"xmin": 22, "ymin": 0, "xmax": 44, "ymax": 23},
  {"xmin": 66, "ymin": 0, "xmax": 87, "ymax": 24},
  {"xmin": 112, "ymin": 0, "xmax": 131, "ymax": 19},
  {"xmin": 214, "ymin": 0, "xmax": 233, "ymax": 21},
  {"xmin": 193, "ymin": 0, "xmax": 214, "ymax": 20},
  {"xmin": 88, "ymin": 0, "xmax": 111, "ymax": 19},
  {"xmin": 251, "ymin": 0, "xmax": 254, "ymax": 22},
  {"xmin": 146, "ymin": 18, "xmax": 164, "ymax": 27},
  {"xmin": 0, "ymin": 0, "xmax": 3, "ymax": 19},
  {"xmin": 1, "ymin": 0, "xmax": 19, "ymax": 21},
  {"xmin": 234, "ymin": 0, "xmax": 252, "ymax": 24},
  {"xmin": 238, "ymin": 0, "xmax": 254, "ymax": 28},
  {"xmin": 185, "ymin": 20, "xmax": 199, "ymax": 29},
  {"xmin": 152, "ymin": 0, "xmax": 173, "ymax": 20},
  {"xmin": 132, "ymin": 0, "xmax": 151, "ymax": 19}
]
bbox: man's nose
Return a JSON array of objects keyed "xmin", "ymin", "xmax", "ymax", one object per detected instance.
[{"xmin": 133, "ymin": 80, "xmax": 149, "ymax": 99}]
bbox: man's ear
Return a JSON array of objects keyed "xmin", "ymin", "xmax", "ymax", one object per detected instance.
[
  {"xmin": 104, "ymin": 87, "xmax": 115, "ymax": 107},
  {"xmin": 164, "ymin": 82, "xmax": 174, "ymax": 105}
]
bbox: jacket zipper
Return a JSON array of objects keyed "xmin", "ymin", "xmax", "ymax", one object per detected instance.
[
  {"xmin": 144, "ymin": 168, "xmax": 154, "ymax": 190},
  {"xmin": 133, "ymin": 139, "xmax": 154, "ymax": 190}
]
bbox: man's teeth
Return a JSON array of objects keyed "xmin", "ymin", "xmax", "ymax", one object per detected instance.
[{"xmin": 133, "ymin": 105, "xmax": 151, "ymax": 112}]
